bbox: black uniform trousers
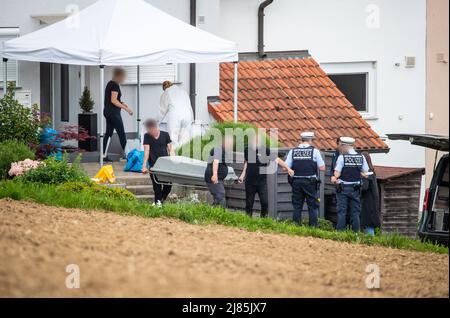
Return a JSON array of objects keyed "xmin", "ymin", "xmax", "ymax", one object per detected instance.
[
  {"xmin": 291, "ymin": 178, "xmax": 319, "ymax": 227},
  {"xmin": 245, "ymin": 181, "xmax": 269, "ymax": 218}
]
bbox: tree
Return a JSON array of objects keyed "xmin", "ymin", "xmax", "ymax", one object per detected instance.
[{"xmin": 79, "ymin": 86, "xmax": 95, "ymax": 113}]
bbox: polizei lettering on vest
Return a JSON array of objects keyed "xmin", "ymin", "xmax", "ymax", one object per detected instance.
[
  {"xmin": 344, "ymin": 155, "xmax": 363, "ymax": 167},
  {"xmin": 293, "ymin": 148, "xmax": 313, "ymax": 160}
]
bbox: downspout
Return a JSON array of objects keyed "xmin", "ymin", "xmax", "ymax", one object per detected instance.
[
  {"xmin": 258, "ymin": 0, "xmax": 274, "ymax": 58},
  {"xmin": 190, "ymin": 0, "xmax": 197, "ymax": 119}
]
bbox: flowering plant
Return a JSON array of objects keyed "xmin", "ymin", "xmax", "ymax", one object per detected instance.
[{"xmin": 8, "ymin": 159, "xmax": 45, "ymax": 177}]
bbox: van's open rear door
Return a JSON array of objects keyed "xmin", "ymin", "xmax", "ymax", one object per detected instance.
[{"xmin": 387, "ymin": 134, "xmax": 449, "ymax": 152}]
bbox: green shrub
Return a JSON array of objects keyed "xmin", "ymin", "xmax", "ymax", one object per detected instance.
[
  {"xmin": 58, "ymin": 181, "xmax": 136, "ymax": 202},
  {"xmin": 177, "ymin": 122, "xmax": 282, "ymax": 160},
  {"xmin": 0, "ymin": 83, "xmax": 41, "ymax": 145},
  {"xmin": 79, "ymin": 86, "xmax": 95, "ymax": 113},
  {"xmin": 0, "ymin": 140, "xmax": 36, "ymax": 179},
  {"xmin": 20, "ymin": 154, "xmax": 90, "ymax": 185}
]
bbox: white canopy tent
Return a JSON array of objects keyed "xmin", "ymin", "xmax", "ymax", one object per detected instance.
[{"xmin": 1, "ymin": 0, "xmax": 239, "ymax": 165}]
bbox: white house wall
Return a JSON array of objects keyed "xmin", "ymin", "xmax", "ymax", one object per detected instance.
[
  {"xmin": 196, "ymin": 0, "xmax": 221, "ymax": 124},
  {"xmin": 219, "ymin": 0, "xmax": 427, "ymax": 169}
]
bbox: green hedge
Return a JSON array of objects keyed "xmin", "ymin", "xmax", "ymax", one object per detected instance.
[{"xmin": 177, "ymin": 122, "xmax": 282, "ymax": 160}]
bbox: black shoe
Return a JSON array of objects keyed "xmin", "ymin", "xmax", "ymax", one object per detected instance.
[{"xmin": 103, "ymin": 156, "xmax": 113, "ymax": 162}]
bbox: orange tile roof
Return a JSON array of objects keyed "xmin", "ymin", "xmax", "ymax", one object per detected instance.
[{"xmin": 208, "ymin": 57, "xmax": 390, "ymax": 152}]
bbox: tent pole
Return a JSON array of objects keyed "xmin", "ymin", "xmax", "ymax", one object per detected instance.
[
  {"xmin": 2, "ymin": 58, "xmax": 8, "ymax": 97},
  {"xmin": 233, "ymin": 62, "xmax": 238, "ymax": 123},
  {"xmin": 51, "ymin": 64, "xmax": 55, "ymax": 129},
  {"xmin": 137, "ymin": 65, "xmax": 141, "ymax": 140},
  {"xmin": 99, "ymin": 65, "xmax": 105, "ymax": 167},
  {"xmin": 80, "ymin": 66, "xmax": 85, "ymax": 92}
]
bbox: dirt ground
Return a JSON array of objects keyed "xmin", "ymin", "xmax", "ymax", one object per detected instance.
[{"xmin": 0, "ymin": 199, "xmax": 448, "ymax": 298}]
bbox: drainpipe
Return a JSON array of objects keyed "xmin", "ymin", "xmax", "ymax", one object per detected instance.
[
  {"xmin": 2, "ymin": 58, "xmax": 7, "ymax": 97},
  {"xmin": 258, "ymin": 0, "xmax": 274, "ymax": 58},
  {"xmin": 190, "ymin": 0, "xmax": 197, "ymax": 119}
]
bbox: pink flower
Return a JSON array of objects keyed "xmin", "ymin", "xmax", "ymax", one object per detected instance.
[{"xmin": 8, "ymin": 159, "xmax": 45, "ymax": 177}]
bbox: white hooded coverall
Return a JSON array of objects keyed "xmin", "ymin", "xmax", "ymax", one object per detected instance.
[{"xmin": 159, "ymin": 85, "xmax": 194, "ymax": 148}]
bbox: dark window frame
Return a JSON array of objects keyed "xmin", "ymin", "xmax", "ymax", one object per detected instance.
[{"xmin": 328, "ymin": 72, "xmax": 369, "ymax": 113}]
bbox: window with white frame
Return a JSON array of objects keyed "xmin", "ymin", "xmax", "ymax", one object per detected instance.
[
  {"xmin": 123, "ymin": 64, "xmax": 178, "ymax": 85},
  {"xmin": 322, "ymin": 62, "xmax": 377, "ymax": 118},
  {"xmin": 0, "ymin": 28, "xmax": 20, "ymax": 86},
  {"xmin": 329, "ymin": 73, "xmax": 368, "ymax": 112}
]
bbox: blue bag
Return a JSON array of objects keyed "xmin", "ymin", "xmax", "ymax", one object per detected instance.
[
  {"xmin": 40, "ymin": 127, "xmax": 63, "ymax": 160},
  {"xmin": 124, "ymin": 149, "xmax": 146, "ymax": 173}
]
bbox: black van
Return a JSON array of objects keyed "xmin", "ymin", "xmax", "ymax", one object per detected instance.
[{"xmin": 388, "ymin": 134, "xmax": 449, "ymax": 246}]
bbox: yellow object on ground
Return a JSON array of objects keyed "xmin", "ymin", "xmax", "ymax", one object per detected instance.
[{"xmin": 93, "ymin": 165, "xmax": 116, "ymax": 184}]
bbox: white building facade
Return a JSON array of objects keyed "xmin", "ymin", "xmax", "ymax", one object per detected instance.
[
  {"xmin": 219, "ymin": 0, "xmax": 427, "ymax": 168},
  {"xmin": 1, "ymin": 0, "xmax": 429, "ymax": 169}
]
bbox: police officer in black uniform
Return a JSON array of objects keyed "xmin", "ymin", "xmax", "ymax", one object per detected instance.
[
  {"xmin": 278, "ymin": 132, "xmax": 326, "ymax": 227},
  {"xmin": 332, "ymin": 137, "xmax": 370, "ymax": 232}
]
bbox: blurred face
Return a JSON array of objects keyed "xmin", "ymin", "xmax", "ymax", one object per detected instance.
[
  {"xmin": 116, "ymin": 73, "xmax": 126, "ymax": 85},
  {"xmin": 146, "ymin": 124, "xmax": 159, "ymax": 137},
  {"xmin": 341, "ymin": 145, "xmax": 351, "ymax": 154},
  {"xmin": 248, "ymin": 134, "xmax": 258, "ymax": 149},
  {"xmin": 223, "ymin": 136, "xmax": 234, "ymax": 150}
]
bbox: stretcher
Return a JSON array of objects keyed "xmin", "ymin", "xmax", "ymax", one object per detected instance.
[{"xmin": 150, "ymin": 156, "xmax": 238, "ymax": 188}]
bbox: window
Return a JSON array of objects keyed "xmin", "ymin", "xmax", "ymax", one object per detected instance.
[
  {"xmin": 0, "ymin": 60, "xmax": 18, "ymax": 85},
  {"xmin": 329, "ymin": 73, "xmax": 368, "ymax": 112},
  {"xmin": 0, "ymin": 28, "xmax": 20, "ymax": 86},
  {"xmin": 123, "ymin": 64, "xmax": 178, "ymax": 85},
  {"xmin": 321, "ymin": 61, "xmax": 377, "ymax": 119}
]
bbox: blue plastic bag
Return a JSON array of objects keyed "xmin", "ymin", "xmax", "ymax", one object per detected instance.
[
  {"xmin": 39, "ymin": 127, "xmax": 63, "ymax": 160},
  {"xmin": 124, "ymin": 149, "xmax": 146, "ymax": 173}
]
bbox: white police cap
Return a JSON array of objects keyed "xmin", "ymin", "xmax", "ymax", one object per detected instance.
[
  {"xmin": 340, "ymin": 137, "xmax": 356, "ymax": 145},
  {"xmin": 301, "ymin": 132, "xmax": 315, "ymax": 140}
]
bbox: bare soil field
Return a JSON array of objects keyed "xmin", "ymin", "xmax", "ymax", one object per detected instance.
[{"xmin": 0, "ymin": 199, "xmax": 448, "ymax": 298}]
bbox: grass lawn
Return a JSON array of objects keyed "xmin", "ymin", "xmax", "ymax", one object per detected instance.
[{"xmin": 0, "ymin": 180, "xmax": 447, "ymax": 254}]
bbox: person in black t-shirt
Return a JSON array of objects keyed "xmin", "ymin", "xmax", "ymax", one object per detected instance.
[
  {"xmin": 204, "ymin": 135, "xmax": 234, "ymax": 208},
  {"xmin": 238, "ymin": 134, "xmax": 271, "ymax": 218},
  {"xmin": 142, "ymin": 119, "xmax": 174, "ymax": 206},
  {"xmin": 103, "ymin": 68, "xmax": 134, "ymax": 161}
]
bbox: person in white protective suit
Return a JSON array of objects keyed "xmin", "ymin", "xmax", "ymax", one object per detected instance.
[{"xmin": 159, "ymin": 81, "xmax": 194, "ymax": 149}]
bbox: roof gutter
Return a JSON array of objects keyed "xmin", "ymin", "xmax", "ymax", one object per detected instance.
[{"xmin": 258, "ymin": 0, "xmax": 274, "ymax": 58}]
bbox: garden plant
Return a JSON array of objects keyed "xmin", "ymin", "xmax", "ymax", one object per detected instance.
[{"xmin": 0, "ymin": 140, "xmax": 36, "ymax": 179}]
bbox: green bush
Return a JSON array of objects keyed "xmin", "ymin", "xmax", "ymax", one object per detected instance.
[
  {"xmin": 0, "ymin": 140, "xmax": 36, "ymax": 179},
  {"xmin": 20, "ymin": 154, "xmax": 90, "ymax": 185},
  {"xmin": 0, "ymin": 83, "xmax": 41, "ymax": 146},
  {"xmin": 177, "ymin": 122, "xmax": 282, "ymax": 160},
  {"xmin": 79, "ymin": 86, "xmax": 95, "ymax": 113},
  {"xmin": 58, "ymin": 181, "xmax": 136, "ymax": 202}
]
